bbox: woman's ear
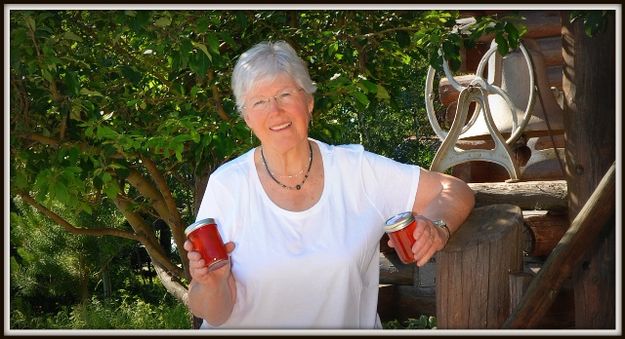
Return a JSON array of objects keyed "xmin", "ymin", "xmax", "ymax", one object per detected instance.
[
  {"xmin": 307, "ymin": 95, "xmax": 315, "ymax": 117},
  {"xmin": 242, "ymin": 111, "xmax": 251, "ymax": 126}
]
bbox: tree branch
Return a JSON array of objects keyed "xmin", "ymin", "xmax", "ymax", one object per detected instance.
[
  {"xmin": 140, "ymin": 155, "xmax": 182, "ymax": 226},
  {"xmin": 113, "ymin": 195, "xmax": 185, "ymax": 279},
  {"xmin": 153, "ymin": 264, "xmax": 189, "ymax": 306},
  {"xmin": 19, "ymin": 133, "xmax": 125, "ymax": 160},
  {"xmin": 140, "ymin": 155, "xmax": 189, "ymax": 265},
  {"xmin": 126, "ymin": 168, "xmax": 172, "ymax": 223},
  {"xmin": 17, "ymin": 192, "xmax": 140, "ymax": 241},
  {"xmin": 207, "ymin": 70, "xmax": 231, "ymax": 122}
]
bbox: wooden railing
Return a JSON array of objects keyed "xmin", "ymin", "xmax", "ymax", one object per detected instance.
[{"xmin": 502, "ymin": 162, "xmax": 615, "ymax": 328}]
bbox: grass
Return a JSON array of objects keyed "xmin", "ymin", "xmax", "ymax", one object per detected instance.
[{"xmin": 11, "ymin": 292, "xmax": 192, "ymax": 329}]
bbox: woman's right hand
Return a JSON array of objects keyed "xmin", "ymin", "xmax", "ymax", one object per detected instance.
[
  {"xmin": 184, "ymin": 240, "xmax": 237, "ymax": 325},
  {"xmin": 184, "ymin": 240, "xmax": 236, "ymax": 285}
]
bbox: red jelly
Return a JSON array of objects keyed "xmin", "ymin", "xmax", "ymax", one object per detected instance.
[
  {"xmin": 384, "ymin": 212, "xmax": 417, "ymax": 264},
  {"xmin": 185, "ymin": 218, "xmax": 229, "ymax": 271}
]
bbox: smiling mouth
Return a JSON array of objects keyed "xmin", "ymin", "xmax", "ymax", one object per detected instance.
[{"xmin": 269, "ymin": 122, "xmax": 292, "ymax": 131}]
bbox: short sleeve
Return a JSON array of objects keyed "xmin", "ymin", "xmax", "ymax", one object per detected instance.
[
  {"xmin": 360, "ymin": 151, "xmax": 421, "ymax": 221},
  {"xmin": 194, "ymin": 172, "xmax": 236, "ymax": 242}
]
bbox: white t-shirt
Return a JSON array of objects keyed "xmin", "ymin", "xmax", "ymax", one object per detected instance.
[{"xmin": 195, "ymin": 139, "xmax": 421, "ymax": 329}]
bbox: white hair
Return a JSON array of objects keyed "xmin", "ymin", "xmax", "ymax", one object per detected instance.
[{"xmin": 231, "ymin": 41, "xmax": 317, "ymax": 114}]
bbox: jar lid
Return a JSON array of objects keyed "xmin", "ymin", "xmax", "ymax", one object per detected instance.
[
  {"xmin": 185, "ymin": 217, "xmax": 216, "ymax": 235},
  {"xmin": 384, "ymin": 211, "xmax": 415, "ymax": 232}
]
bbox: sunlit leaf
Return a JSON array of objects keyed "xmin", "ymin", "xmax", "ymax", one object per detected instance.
[{"xmin": 63, "ymin": 31, "xmax": 83, "ymax": 42}]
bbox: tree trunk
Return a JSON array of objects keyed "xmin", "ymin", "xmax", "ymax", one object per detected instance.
[
  {"xmin": 102, "ymin": 264, "xmax": 112, "ymax": 299},
  {"xmin": 561, "ymin": 10, "xmax": 615, "ymax": 329}
]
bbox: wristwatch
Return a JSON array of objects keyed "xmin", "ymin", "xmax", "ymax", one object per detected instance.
[{"xmin": 432, "ymin": 219, "xmax": 451, "ymax": 239}]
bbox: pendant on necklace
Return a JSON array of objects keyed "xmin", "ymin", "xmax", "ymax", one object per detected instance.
[{"xmin": 295, "ymin": 185, "xmax": 301, "ymax": 190}]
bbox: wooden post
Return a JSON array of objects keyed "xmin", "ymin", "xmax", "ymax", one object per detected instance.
[
  {"xmin": 436, "ymin": 204, "xmax": 524, "ymax": 328},
  {"xmin": 561, "ymin": 10, "xmax": 616, "ymax": 329}
]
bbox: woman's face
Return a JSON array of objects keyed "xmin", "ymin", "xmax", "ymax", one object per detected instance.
[{"xmin": 242, "ymin": 73, "xmax": 314, "ymax": 152}]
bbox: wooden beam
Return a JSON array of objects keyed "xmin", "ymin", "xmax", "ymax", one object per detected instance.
[
  {"xmin": 469, "ymin": 180, "xmax": 567, "ymax": 211},
  {"xmin": 502, "ymin": 163, "xmax": 615, "ymax": 328}
]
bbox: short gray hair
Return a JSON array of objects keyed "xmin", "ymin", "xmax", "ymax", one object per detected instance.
[{"xmin": 231, "ymin": 41, "xmax": 317, "ymax": 114}]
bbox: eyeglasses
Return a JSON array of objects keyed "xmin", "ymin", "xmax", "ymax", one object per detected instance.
[{"xmin": 242, "ymin": 88, "xmax": 305, "ymax": 114}]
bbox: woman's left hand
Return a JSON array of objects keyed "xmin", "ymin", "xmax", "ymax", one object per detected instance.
[{"xmin": 409, "ymin": 216, "xmax": 449, "ymax": 267}]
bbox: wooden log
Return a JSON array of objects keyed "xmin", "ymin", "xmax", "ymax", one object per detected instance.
[
  {"xmin": 379, "ymin": 252, "xmax": 415, "ymax": 285},
  {"xmin": 562, "ymin": 12, "xmax": 616, "ymax": 329},
  {"xmin": 502, "ymin": 163, "xmax": 615, "ymax": 328},
  {"xmin": 523, "ymin": 210, "xmax": 568, "ymax": 257},
  {"xmin": 468, "ymin": 180, "xmax": 567, "ymax": 211},
  {"xmin": 437, "ymin": 204, "xmax": 524, "ymax": 328}
]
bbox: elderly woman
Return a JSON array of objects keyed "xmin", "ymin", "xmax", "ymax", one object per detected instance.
[{"xmin": 184, "ymin": 41, "xmax": 475, "ymax": 329}]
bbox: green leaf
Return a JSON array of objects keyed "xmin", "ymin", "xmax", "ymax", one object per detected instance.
[
  {"xmin": 196, "ymin": 17, "xmax": 209, "ymax": 33},
  {"xmin": 359, "ymin": 79, "xmax": 378, "ymax": 94},
  {"xmin": 189, "ymin": 51, "xmax": 209, "ymax": 75},
  {"xmin": 79, "ymin": 201, "xmax": 93, "ymax": 215},
  {"xmin": 375, "ymin": 84, "xmax": 391, "ymax": 100},
  {"xmin": 494, "ymin": 33, "xmax": 509, "ymax": 55},
  {"xmin": 205, "ymin": 32, "xmax": 221, "ymax": 56},
  {"xmin": 352, "ymin": 91, "xmax": 370, "ymax": 108},
  {"xmin": 504, "ymin": 23, "xmax": 520, "ymax": 50},
  {"xmin": 175, "ymin": 143, "xmax": 184, "ymax": 162},
  {"xmin": 103, "ymin": 180, "xmax": 120, "ymax": 200},
  {"xmin": 328, "ymin": 42, "xmax": 339, "ymax": 57},
  {"xmin": 70, "ymin": 102, "xmax": 82, "ymax": 121},
  {"xmin": 65, "ymin": 71, "xmax": 80, "ymax": 96},
  {"xmin": 154, "ymin": 16, "xmax": 172, "ymax": 27},
  {"xmin": 79, "ymin": 88, "xmax": 103, "ymax": 97},
  {"xmin": 41, "ymin": 68, "xmax": 54, "ymax": 82},
  {"xmin": 51, "ymin": 180, "xmax": 70, "ymax": 205},
  {"xmin": 191, "ymin": 41, "xmax": 213, "ymax": 62},
  {"xmin": 63, "ymin": 31, "xmax": 83, "ymax": 42},
  {"xmin": 96, "ymin": 126, "xmax": 118, "ymax": 139}
]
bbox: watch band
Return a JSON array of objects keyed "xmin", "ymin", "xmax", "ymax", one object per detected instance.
[{"xmin": 432, "ymin": 219, "xmax": 451, "ymax": 239}]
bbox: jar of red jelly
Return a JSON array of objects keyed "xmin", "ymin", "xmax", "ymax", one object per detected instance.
[
  {"xmin": 384, "ymin": 211, "xmax": 417, "ymax": 264},
  {"xmin": 185, "ymin": 218, "xmax": 229, "ymax": 271}
]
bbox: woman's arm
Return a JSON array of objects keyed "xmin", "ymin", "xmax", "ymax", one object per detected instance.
[
  {"xmin": 412, "ymin": 168, "xmax": 475, "ymax": 234},
  {"xmin": 388, "ymin": 168, "xmax": 475, "ymax": 267},
  {"xmin": 184, "ymin": 240, "xmax": 237, "ymax": 326}
]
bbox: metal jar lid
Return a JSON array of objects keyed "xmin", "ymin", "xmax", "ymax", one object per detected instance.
[
  {"xmin": 185, "ymin": 217, "xmax": 216, "ymax": 235},
  {"xmin": 384, "ymin": 211, "xmax": 415, "ymax": 232}
]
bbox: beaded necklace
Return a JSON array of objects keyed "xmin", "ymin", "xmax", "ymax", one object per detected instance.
[{"xmin": 260, "ymin": 142, "xmax": 313, "ymax": 190}]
